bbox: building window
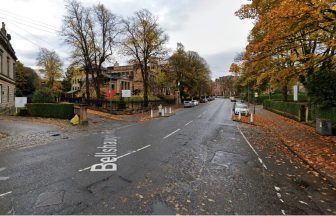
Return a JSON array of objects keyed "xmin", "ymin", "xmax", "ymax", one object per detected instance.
[
  {"xmin": 0, "ymin": 84, "xmax": 2, "ymax": 103},
  {"xmin": 7, "ymin": 57, "xmax": 10, "ymax": 76},
  {"xmin": 0, "ymin": 51, "xmax": 2, "ymax": 74},
  {"xmin": 12, "ymin": 62, "xmax": 15, "ymax": 79}
]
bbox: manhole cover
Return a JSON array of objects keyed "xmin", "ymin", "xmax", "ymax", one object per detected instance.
[{"xmin": 35, "ymin": 191, "xmax": 65, "ymax": 207}]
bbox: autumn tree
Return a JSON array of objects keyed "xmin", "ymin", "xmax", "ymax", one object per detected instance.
[
  {"xmin": 169, "ymin": 43, "xmax": 212, "ymax": 100},
  {"xmin": 122, "ymin": 9, "xmax": 168, "ymax": 107},
  {"xmin": 62, "ymin": 0, "xmax": 121, "ymax": 102},
  {"xmin": 15, "ymin": 61, "xmax": 40, "ymax": 97},
  {"xmin": 36, "ymin": 48, "xmax": 62, "ymax": 93},
  {"xmin": 234, "ymin": 0, "xmax": 336, "ymax": 102}
]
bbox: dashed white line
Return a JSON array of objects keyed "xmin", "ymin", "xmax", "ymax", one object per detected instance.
[
  {"xmin": 185, "ymin": 120, "xmax": 193, "ymax": 126},
  {"xmin": 237, "ymin": 126, "xmax": 268, "ymax": 170},
  {"xmin": 0, "ymin": 177, "xmax": 9, "ymax": 181},
  {"xmin": 136, "ymin": 145, "xmax": 151, "ymax": 152},
  {"xmin": 78, "ymin": 167, "xmax": 91, "ymax": 172},
  {"xmin": 78, "ymin": 144, "xmax": 151, "ymax": 172},
  {"xmin": 281, "ymin": 209, "xmax": 286, "ymax": 215},
  {"xmin": 0, "ymin": 167, "xmax": 6, "ymax": 172},
  {"xmin": 0, "ymin": 191, "xmax": 12, "ymax": 197},
  {"xmin": 299, "ymin": 200, "xmax": 309, "ymax": 206},
  {"xmin": 163, "ymin": 129, "xmax": 181, "ymax": 139},
  {"xmin": 198, "ymin": 114, "xmax": 202, "ymax": 118}
]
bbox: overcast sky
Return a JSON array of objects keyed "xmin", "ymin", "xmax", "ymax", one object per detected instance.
[{"xmin": 1, "ymin": 0, "xmax": 253, "ymax": 79}]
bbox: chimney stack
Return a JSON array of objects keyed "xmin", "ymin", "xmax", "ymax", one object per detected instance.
[{"xmin": 1, "ymin": 22, "xmax": 7, "ymax": 35}]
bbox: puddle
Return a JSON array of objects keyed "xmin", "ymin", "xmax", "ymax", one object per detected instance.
[{"xmin": 151, "ymin": 199, "xmax": 174, "ymax": 215}]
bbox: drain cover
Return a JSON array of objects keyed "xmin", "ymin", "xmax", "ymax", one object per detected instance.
[{"xmin": 35, "ymin": 191, "xmax": 64, "ymax": 207}]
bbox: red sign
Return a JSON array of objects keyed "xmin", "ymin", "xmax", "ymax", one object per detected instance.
[{"xmin": 105, "ymin": 88, "xmax": 116, "ymax": 99}]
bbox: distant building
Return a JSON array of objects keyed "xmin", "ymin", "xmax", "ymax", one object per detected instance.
[
  {"xmin": 69, "ymin": 60, "xmax": 173, "ymax": 99},
  {"xmin": 212, "ymin": 75, "xmax": 238, "ymax": 97},
  {"xmin": 0, "ymin": 22, "xmax": 17, "ymax": 112}
]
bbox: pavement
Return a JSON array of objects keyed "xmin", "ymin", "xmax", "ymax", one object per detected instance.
[{"xmin": 0, "ymin": 98, "xmax": 335, "ymax": 214}]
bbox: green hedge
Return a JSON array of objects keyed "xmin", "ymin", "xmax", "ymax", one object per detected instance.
[
  {"xmin": 27, "ymin": 103, "xmax": 74, "ymax": 119},
  {"xmin": 256, "ymin": 93, "xmax": 308, "ymax": 104},
  {"xmin": 310, "ymin": 106, "xmax": 336, "ymax": 125},
  {"xmin": 263, "ymin": 100, "xmax": 305, "ymax": 121}
]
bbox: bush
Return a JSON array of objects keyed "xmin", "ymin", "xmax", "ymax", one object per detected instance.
[
  {"xmin": 256, "ymin": 93, "xmax": 308, "ymax": 104},
  {"xmin": 27, "ymin": 103, "xmax": 74, "ymax": 119},
  {"xmin": 32, "ymin": 88, "xmax": 54, "ymax": 103},
  {"xmin": 307, "ymin": 64, "xmax": 336, "ymax": 107},
  {"xmin": 263, "ymin": 100, "xmax": 305, "ymax": 121}
]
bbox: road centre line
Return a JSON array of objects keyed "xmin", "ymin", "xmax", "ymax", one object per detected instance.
[
  {"xmin": 0, "ymin": 177, "xmax": 9, "ymax": 181},
  {"xmin": 78, "ymin": 144, "xmax": 152, "ymax": 172},
  {"xmin": 237, "ymin": 126, "xmax": 268, "ymax": 170},
  {"xmin": 185, "ymin": 120, "xmax": 193, "ymax": 126},
  {"xmin": 0, "ymin": 191, "xmax": 12, "ymax": 197},
  {"xmin": 163, "ymin": 129, "xmax": 181, "ymax": 139}
]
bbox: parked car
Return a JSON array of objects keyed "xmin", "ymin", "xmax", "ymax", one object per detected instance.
[
  {"xmin": 200, "ymin": 97, "xmax": 208, "ymax": 103},
  {"xmin": 191, "ymin": 100, "xmax": 199, "ymax": 106},
  {"xmin": 234, "ymin": 103, "xmax": 250, "ymax": 116},
  {"xmin": 230, "ymin": 96, "xmax": 236, "ymax": 102},
  {"xmin": 184, "ymin": 100, "xmax": 194, "ymax": 108}
]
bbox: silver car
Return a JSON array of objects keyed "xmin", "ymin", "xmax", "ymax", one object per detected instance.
[
  {"xmin": 234, "ymin": 103, "xmax": 249, "ymax": 116},
  {"xmin": 191, "ymin": 100, "xmax": 199, "ymax": 106},
  {"xmin": 184, "ymin": 101, "xmax": 193, "ymax": 108}
]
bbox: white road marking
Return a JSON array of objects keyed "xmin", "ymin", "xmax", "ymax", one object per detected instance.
[
  {"xmin": 274, "ymin": 186, "xmax": 281, "ymax": 191},
  {"xmin": 276, "ymin": 192, "xmax": 282, "ymax": 199},
  {"xmin": 185, "ymin": 120, "xmax": 193, "ymax": 126},
  {"xmin": 0, "ymin": 167, "xmax": 9, "ymax": 181},
  {"xmin": 0, "ymin": 177, "xmax": 9, "ymax": 181},
  {"xmin": 163, "ymin": 129, "xmax": 181, "ymax": 139},
  {"xmin": 78, "ymin": 144, "xmax": 151, "ymax": 172},
  {"xmin": 136, "ymin": 145, "xmax": 151, "ymax": 152},
  {"xmin": 279, "ymin": 199, "xmax": 284, "ymax": 203},
  {"xmin": 237, "ymin": 126, "xmax": 268, "ymax": 170},
  {"xmin": 0, "ymin": 191, "xmax": 12, "ymax": 197},
  {"xmin": 78, "ymin": 167, "xmax": 91, "ymax": 172},
  {"xmin": 281, "ymin": 209, "xmax": 286, "ymax": 215},
  {"xmin": 299, "ymin": 200, "xmax": 309, "ymax": 206},
  {"xmin": 198, "ymin": 114, "xmax": 202, "ymax": 118}
]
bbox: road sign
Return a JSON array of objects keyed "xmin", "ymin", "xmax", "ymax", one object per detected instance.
[
  {"xmin": 15, "ymin": 97, "xmax": 27, "ymax": 108},
  {"xmin": 122, "ymin": 90, "xmax": 131, "ymax": 98}
]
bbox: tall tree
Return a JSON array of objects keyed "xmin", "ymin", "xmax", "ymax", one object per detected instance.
[
  {"xmin": 122, "ymin": 9, "xmax": 168, "ymax": 107},
  {"xmin": 62, "ymin": 0, "xmax": 120, "ymax": 101},
  {"xmin": 234, "ymin": 0, "xmax": 336, "ymax": 101},
  {"xmin": 15, "ymin": 61, "xmax": 40, "ymax": 97},
  {"xmin": 169, "ymin": 43, "xmax": 212, "ymax": 100},
  {"xmin": 36, "ymin": 48, "xmax": 62, "ymax": 89}
]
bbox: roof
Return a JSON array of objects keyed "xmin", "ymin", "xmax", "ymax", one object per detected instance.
[{"xmin": 0, "ymin": 22, "xmax": 17, "ymax": 60}]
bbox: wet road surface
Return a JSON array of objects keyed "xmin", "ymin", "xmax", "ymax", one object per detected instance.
[{"xmin": 0, "ymin": 98, "xmax": 335, "ymax": 214}]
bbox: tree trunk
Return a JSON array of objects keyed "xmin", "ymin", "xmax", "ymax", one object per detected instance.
[
  {"xmin": 142, "ymin": 65, "xmax": 149, "ymax": 108},
  {"xmin": 85, "ymin": 70, "xmax": 90, "ymax": 103},
  {"xmin": 282, "ymin": 85, "xmax": 288, "ymax": 101}
]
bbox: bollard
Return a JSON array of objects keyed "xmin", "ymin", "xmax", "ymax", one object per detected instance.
[
  {"xmin": 250, "ymin": 113, "xmax": 254, "ymax": 124},
  {"xmin": 162, "ymin": 109, "xmax": 165, "ymax": 117},
  {"xmin": 169, "ymin": 107, "xmax": 172, "ymax": 114},
  {"xmin": 164, "ymin": 107, "xmax": 167, "ymax": 114},
  {"xmin": 151, "ymin": 109, "xmax": 153, "ymax": 118},
  {"xmin": 238, "ymin": 111, "xmax": 241, "ymax": 121}
]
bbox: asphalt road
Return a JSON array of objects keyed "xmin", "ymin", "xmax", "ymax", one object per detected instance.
[{"xmin": 0, "ymin": 98, "xmax": 335, "ymax": 214}]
